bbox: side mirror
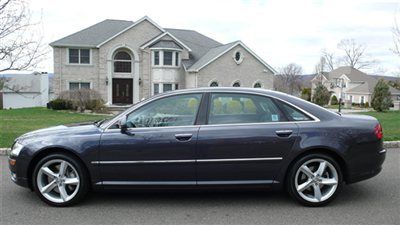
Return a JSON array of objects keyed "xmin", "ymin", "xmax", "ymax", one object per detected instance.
[{"xmin": 119, "ymin": 116, "xmax": 128, "ymax": 134}]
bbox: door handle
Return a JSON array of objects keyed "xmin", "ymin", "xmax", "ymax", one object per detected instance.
[
  {"xmin": 175, "ymin": 133, "xmax": 193, "ymax": 142},
  {"xmin": 275, "ymin": 130, "xmax": 293, "ymax": 137}
]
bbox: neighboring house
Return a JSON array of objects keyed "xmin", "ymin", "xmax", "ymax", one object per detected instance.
[
  {"xmin": 311, "ymin": 66, "xmax": 400, "ymax": 105},
  {"xmin": 50, "ymin": 16, "xmax": 276, "ymax": 105},
  {"xmin": 0, "ymin": 72, "xmax": 50, "ymax": 109}
]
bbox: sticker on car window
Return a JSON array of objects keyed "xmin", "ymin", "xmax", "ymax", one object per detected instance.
[{"xmin": 271, "ymin": 114, "xmax": 279, "ymax": 122}]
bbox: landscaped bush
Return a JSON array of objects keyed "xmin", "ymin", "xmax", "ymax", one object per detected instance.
[
  {"xmin": 48, "ymin": 98, "xmax": 73, "ymax": 110},
  {"xmin": 57, "ymin": 89, "xmax": 105, "ymax": 112},
  {"xmin": 312, "ymin": 83, "xmax": 330, "ymax": 106},
  {"xmin": 330, "ymin": 95, "xmax": 338, "ymax": 105},
  {"xmin": 371, "ymin": 79, "xmax": 392, "ymax": 112}
]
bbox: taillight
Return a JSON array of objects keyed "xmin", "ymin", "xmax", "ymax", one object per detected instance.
[{"xmin": 374, "ymin": 123, "xmax": 383, "ymax": 140}]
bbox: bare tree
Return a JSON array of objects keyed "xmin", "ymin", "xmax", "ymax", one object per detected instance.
[
  {"xmin": 321, "ymin": 49, "xmax": 335, "ymax": 71},
  {"xmin": 392, "ymin": 18, "xmax": 400, "ymax": 57},
  {"xmin": 337, "ymin": 39, "xmax": 375, "ymax": 69},
  {"xmin": 314, "ymin": 56, "xmax": 327, "ymax": 74},
  {"xmin": 274, "ymin": 63, "xmax": 303, "ymax": 95},
  {"xmin": 0, "ymin": 0, "xmax": 46, "ymax": 72}
]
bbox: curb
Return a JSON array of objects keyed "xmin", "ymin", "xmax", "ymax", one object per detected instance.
[
  {"xmin": 0, "ymin": 141, "xmax": 399, "ymax": 156},
  {"xmin": 383, "ymin": 141, "xmax": 400, "ymax": 149},
  {"xmin": 0, "ymin": 148, "xmax": 10, "ymax": 156}
]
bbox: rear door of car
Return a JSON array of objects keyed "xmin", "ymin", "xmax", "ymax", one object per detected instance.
[{"xmin": 196, "ymin": 92, "xmax": 299, "ymax": 185}]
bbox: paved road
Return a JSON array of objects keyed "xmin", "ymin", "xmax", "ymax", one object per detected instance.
[{"xmin": 1, "ymin": 150, "xmax": 399, "ymax": 225}]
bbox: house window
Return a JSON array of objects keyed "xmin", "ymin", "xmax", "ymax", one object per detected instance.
[
  {"xmin": 69, "ymin": 82, "xmax": 90, "ymax": 90},
  {"xmin": 69, "ymin": 49, "xmax": 90, "ymax": 64},
  {"xmin": 154, "ymin": 51, "xmax": 160, "ymax": 65},
  {"xmin": 233, "ymin": 50, "xmax": 243, "ymax": 64},
  {"xmin": 254, "ymin": 82, "xmax": 262, "ymax": 88},
  {"xmin": 163, "ymin": 83, "xmax": 173, "ymax": 92},
  {"xmin": 153, "ymin": 83, "xmax": 178, "ymax": 95},
  {"xmin": 114, "ymin": 51, "xmax": 132, "ymax": 73},
  {"xmin": 210, "ymin": 81, "xmax": 219, "ymax": 87},
  {"xmin": 152, "ymin": 50, "xmax": 180, "ymax": 67},
  {"xmin": 163, "ymin": 51, "xmax": 173, "ymax": 65},
  {"xmin": 175, "ymin": 52, "xmax": 179, "ymax": 66},
  {"xmin": 233, "ymin": 81, "xmax": 240, "ymax": 87}
]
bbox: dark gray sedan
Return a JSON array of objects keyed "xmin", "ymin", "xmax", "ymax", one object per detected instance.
[{"xmin": 8, "ymin": 88, "xmax": 386, "ymax": 207}]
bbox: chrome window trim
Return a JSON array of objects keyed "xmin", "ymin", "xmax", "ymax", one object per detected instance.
[
  {"xmin": 91, "ymin": 157, "xmax": 283, "ymax": 165},
  {"xmin": 103, "ymin": 89, "xmax": 321, "ymax": 132}
]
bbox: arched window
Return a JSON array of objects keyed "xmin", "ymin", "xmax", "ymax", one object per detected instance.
[
  {"xmin": 210, "ymin": 81, "xmax": 219, "ymax": 87},
  {"xmin": 253, "ymin": 82, "xmax": 262, "ymax": 88},
  {"xmin": 235, "ymin": 52, "xmax": 241, "ymax": 61},
  {"xmin": 114, "ymin": 51, "xmax": 132, "ymax": 73},
  {"xmin": 232, "ymin": 81, "xmax": 240, "ymax": 87}
]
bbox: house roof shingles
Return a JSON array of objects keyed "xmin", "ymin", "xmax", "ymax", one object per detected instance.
[{"xmin": 49, "ymin": 19, "xmax": 134, "ymax": 47}]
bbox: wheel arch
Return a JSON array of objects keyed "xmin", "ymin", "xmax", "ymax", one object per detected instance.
[
  {"xmin": 283, "ymin": 148, "xmax": 348, "ymax": 186},
  {"xmin": 26, "ymin": 147, "xmax": 91, "ymax": 191}
]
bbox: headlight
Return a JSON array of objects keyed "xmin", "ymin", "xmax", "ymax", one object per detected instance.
[{"xmin": 10, "ymin": 142, "xmax": 24, "ymax": 157}]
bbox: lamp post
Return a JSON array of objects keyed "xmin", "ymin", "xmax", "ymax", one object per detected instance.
[{"xmin": 333, "ymin": 78, "xmax": 344, "ymax": 113}]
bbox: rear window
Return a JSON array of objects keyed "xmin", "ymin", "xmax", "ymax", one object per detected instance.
[{"xmin": 278, "ymin": 102, "xmax": 312, "ymax": 121}]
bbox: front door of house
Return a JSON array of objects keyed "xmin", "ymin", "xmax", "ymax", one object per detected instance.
[{"xmin": 112, "ymin": 78, "xmax": 133, "ymax": 104}]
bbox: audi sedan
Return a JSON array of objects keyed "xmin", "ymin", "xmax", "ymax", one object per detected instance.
[{"xmin": 8, "ymin": 88, "xmax": 386, "ymax": 207}]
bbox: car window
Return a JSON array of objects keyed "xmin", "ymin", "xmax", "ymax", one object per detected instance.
[
  {"xmin": 278, "ymin": 102, "xmax": 312, "ymax": 121},
  {"xmin": 126, "ymin": 94, "xmax": 202, "ymax": 128},
  {"xmin": 208, "ymin": 93, "xmax": 287, "ymax": 125}
]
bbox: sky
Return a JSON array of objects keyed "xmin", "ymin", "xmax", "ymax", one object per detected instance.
[{"xmin": 28, "ymin": 0, "xmax": 400, "ymax": 76}]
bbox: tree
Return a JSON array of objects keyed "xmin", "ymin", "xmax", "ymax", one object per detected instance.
[
  {"xmin": 274, "ymin": 63, "xmax": 303, "ymax": 95},
  {"xmin": 300, "ymin": 88, "xmax": 311, "ymax": 101},
  {"xmin": 0, "ymin": 0, "xmax": 46, "ymax": 72},
  {"xmin": 330, "ymin": 95, "xmax": 338, "ymax": 105},
  {"xmin": 337, "ymin": 39, "xmax": 375, "ymax": 70},
  {"xmin": 321, "ymin": 49, "xmax": 335, "ymax": 71},
  {"xmin": 392, "ymin": 18, "xmax": 400, "ymax": 57},
  {"xmin": 371, "ymin": 79, "xmax": 393, "ymax": 112},
  {"xmin": 312, "ymin": 83, "xmax": 330, "ymax": 106},
  {"xmin": 388, "ymin": 80, "xmax": 400, "ymax": 90},
  {"xmin": 314, "ymin": 57, "xmax": 327, "ymax": 74}
]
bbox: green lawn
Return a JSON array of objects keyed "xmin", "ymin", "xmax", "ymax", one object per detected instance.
[
  {"xmin": 0, "ymin": 107, "xmax": 111, "ymax": 148},
  {"xmin": 0, "ymin": 107, "xmax": 399, "ymax": 148},
  {"xmin": 357, "ymin": 111, "xmax": 400, "ymax": 141}
]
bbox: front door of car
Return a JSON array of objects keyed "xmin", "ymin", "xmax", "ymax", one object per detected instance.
[
  {"xmin": 98, "ymin": 93, "xmax": 203, "ymax": 185},
  {"xmin": 196, "ymin": 93, "xmax": 300, "ymax": 185}
]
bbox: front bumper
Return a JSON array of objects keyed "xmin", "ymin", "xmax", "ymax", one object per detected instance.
[{"xmin": 8, "ymin": 157, "xmax": 29, "ymax": 188}]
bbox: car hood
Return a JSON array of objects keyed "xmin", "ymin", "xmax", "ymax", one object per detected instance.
[{"xmin": 16, "ymin": 122, "xmax": 100, "ymax": 143}]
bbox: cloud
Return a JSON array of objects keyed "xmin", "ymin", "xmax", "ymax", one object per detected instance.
[{"xmin": 29, "ymin": 0, "xmax": 399, "ymax": 76}]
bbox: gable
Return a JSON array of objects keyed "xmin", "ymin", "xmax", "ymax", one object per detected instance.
[{"xmin": 188, "ymin": 41, "xmax": 276, "ymax": 74}]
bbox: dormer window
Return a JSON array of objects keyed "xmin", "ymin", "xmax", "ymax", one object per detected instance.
[{"xmin": 152, "ymin": 50, "xmax": 180, "ymax": 67}]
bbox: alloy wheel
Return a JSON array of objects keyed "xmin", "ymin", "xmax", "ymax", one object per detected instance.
[
  {"xmin": 36, "ymin": 159, "xmax": 80, "ymax": 203},
  {"xmin": 294, "ymin": 158, "xmax": 338, "ymax": 203}
]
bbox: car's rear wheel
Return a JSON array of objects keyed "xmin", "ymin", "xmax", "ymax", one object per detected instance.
[
  {"xmin": 32, "ymin": 153, "xmax": 89, "ymax": 206},
  {"xmin": 287, "ymin": 153, "xmax": 343, "ymax": 207}
]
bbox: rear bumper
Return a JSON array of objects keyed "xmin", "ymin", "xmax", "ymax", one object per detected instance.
[{"xmin": 346, "ymin": 149, "xmax": 386, "ymax": 184}]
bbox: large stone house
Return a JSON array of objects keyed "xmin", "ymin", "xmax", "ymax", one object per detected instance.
[
  {"xmin": 50, "ymin": 16, "xmax": 276, "ymax": 105},
  {"xmin": 311, "ymin": 66, "xmax": 400, "ymax": 105}
]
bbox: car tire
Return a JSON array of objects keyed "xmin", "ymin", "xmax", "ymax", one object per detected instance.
[
  {"xmin": 286, "ymin": 153, "xmax": 343, "ymax": 207},
  {"xmin": 32, "ymin": 153, "xmax": 89, "ymax": 207}
]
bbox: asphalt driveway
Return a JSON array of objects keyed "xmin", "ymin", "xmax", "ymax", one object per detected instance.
[{"xmin": 1, "ymin": 150, "xmax": 399, "ymax": 225}]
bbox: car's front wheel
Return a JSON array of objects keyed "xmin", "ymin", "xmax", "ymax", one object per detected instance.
[
  {"xmin": 32, "ymin": 153, "xmax": 89, "ymax": 206},
  {"xmin": 287, "ymin": 153, "xmax": 343, "ymax": 207}
]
